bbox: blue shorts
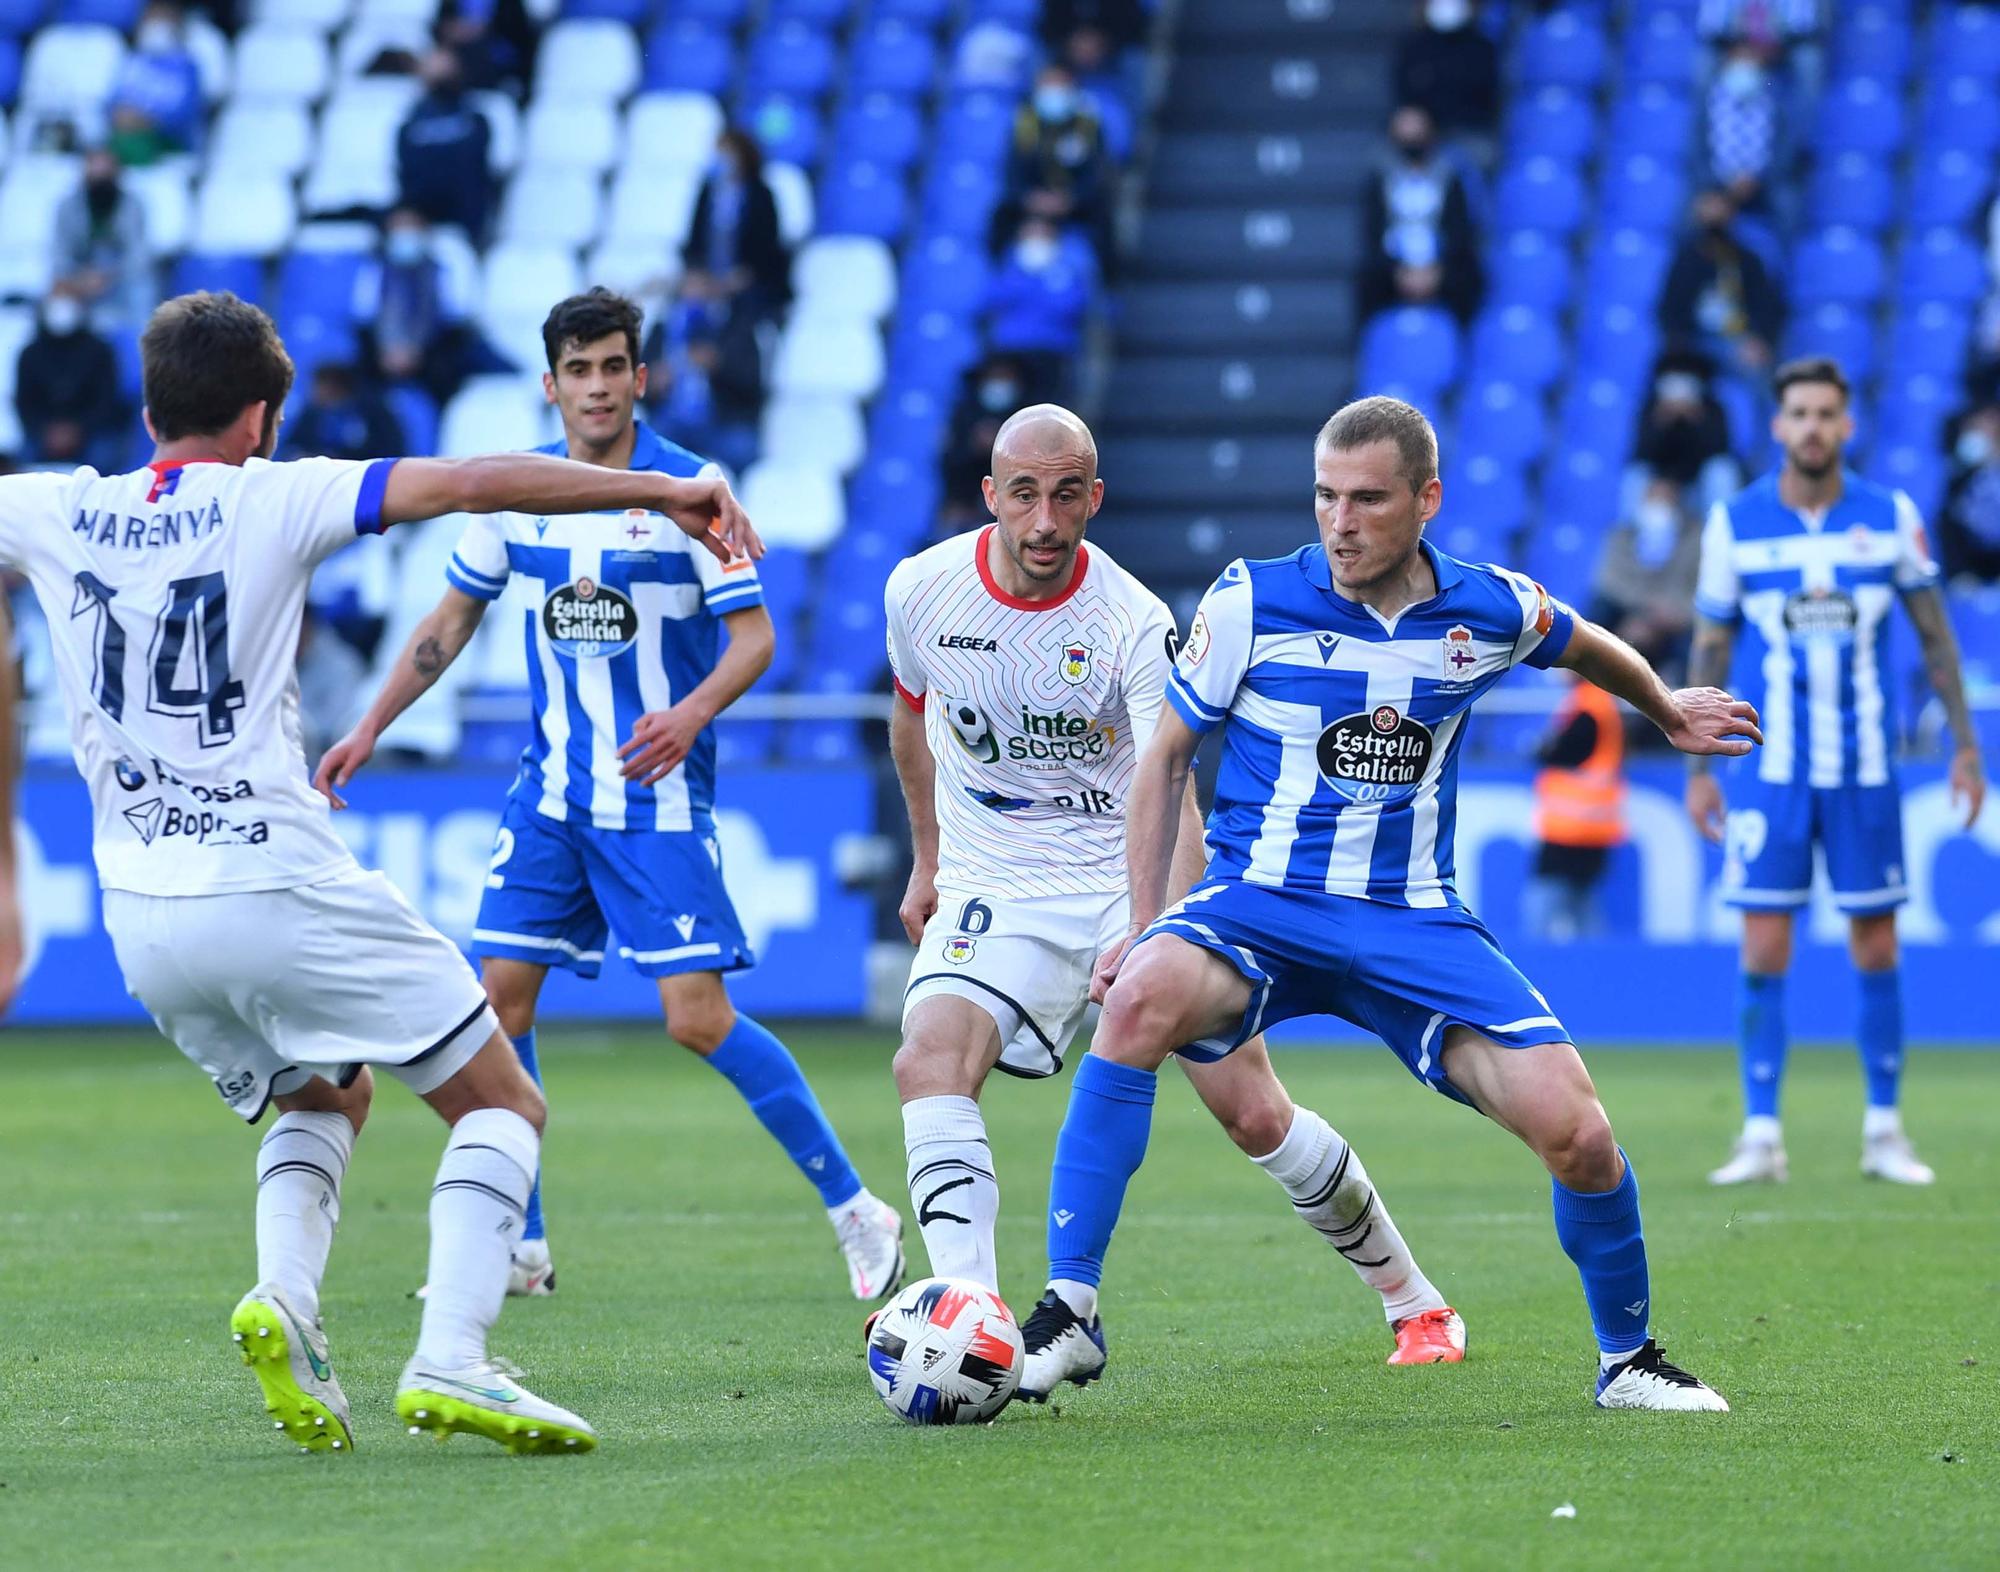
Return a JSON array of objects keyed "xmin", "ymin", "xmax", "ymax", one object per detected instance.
[
  {"xmin": 471, "ymin": 797, "xmax": 754, "ymax": 980},
  {"xmin": 1142, "ymin": 879, "xmax": 1572, "ymax": 1105},
  {"xmin": 1721, "ymin": 775, "xmax": 1907, "ymax": 915}
]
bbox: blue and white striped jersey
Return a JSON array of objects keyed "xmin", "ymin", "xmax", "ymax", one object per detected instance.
[
  {"xmin": 1168, "ymin": 541, "xmax": 1575, "ymax": 908},
  {"xmin": 1694, "ymin": 470, "xmax": 1937, "ymax": 789},
  {"xmin": 444, "ymin": 423, "xmax": 763, "ymax": 831}
]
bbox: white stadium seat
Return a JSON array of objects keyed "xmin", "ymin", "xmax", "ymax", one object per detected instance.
[
  {"xmin": 471, "ymin": 607, "xmax": 531, "ymax": 688},
  {"xmin": 210, "ymin": 102, "xmax": 315, "ymax": 178},
  {"xmin": 21, "ymin": 26, "xmax": 125, "ymax": 113},
  {"xmin": 438, "ymin": 375, "xmax": 553, "ymax": 457},
  {"xmin": 603, "ymin": 166, "xmax": 698, "ymax": 247},
  {"xmin": 253, "ymin": 0, "xmax": 353, "ymax": 30},
  {"xmin": 188, "ymin": 12, "xmax": 233, "ymax": 100},
  {"xmin": 757, "ymin": 393, "xmax": 866, "ymax": 474},
  {"xmin": 740, "ymin": 462, "xmax": 845, "ymax": 551},
  {"xmin": 500, "ymin": 168, "xmax": 605, "ymax": 248},
  {"xmin": 482, "ymin": 242, "xmax": 581, "ymax": 319},
  {"xmin": 193, "ymin": 171, "xmax": 297, "ymax": 254},
  {"xmin": 335, "ymin": 19, "xmax": 427, "ymax": 81},
  {"xmin": 622, "ymin": 92, "xmax": 723, "ymax": 174},
  {"xmin": 231, "ymin": 25, "xmax": 333, "ymax": 105},
  {"xmin": 0, "ymin": 306, "xmax": 37, "ymax": 407},
  {"xmin": 303, "ymin": 84, "xmax": 413, "ymax": 212},
  {"xmin": 535, "ymin": 20, "xmax": 641, "ymax": 102},
  {"xmin": 521, "ymin": 99, "xmax": 619, "ymax": 176},
  {"xmin": 354, "ymin": 0, "xmax": 439, "ymax": 23},
  {"xmin": 0, "ymin": 246, "xmax": 54, "ymax": 301},
  {"xmin": 792, "ymin": 236, "xmax": 897, "ymax": 322},
  {"xmin": 124, "ymin": 162, "xmax": 194, "ymax": 254},
  {"xmin": 583, "ymin": 236, "xmax": 679, "ymax": 301},
  {"xmin": 367, "ymin": 516, "xmax": 471, "ymax": 760},
  {"xmin": 772, "ymin": 315, "xmax": 885, "ymax": 399},
  {"xmin": 479, "ymin": 310, "xmax": 555, "ymax": 377},
  {"xmin": 763, "ymin": 161, "xmax": 815, "ymax": 248},
  {"xmin": 472, "ymin": 90, "xmax": 520, "ymax": 174},
  {"xmin": 0, "ymin": 155, "xmax": 81, "ymax": 255}
]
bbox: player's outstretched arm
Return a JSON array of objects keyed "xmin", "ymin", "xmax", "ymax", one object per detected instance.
[
  {"xmin": 1682, "ymin": 614, "xmax": 1739, "ymax": 844},
  {"xmin": 312, "ymin": 587, "xmax": 489, "ymax": 809},
  {"xmin": 377, "ymin": 455, "xmax": 764, "ymax": 564},
  {"xmin": 0, "ymin": 597, "xmax": 21, "ymax": 1018},
  {"xmin": 1901, "ymin": 583, "xmax": 1987, "ymax": 829},
  {"xmin": 888, "ymin": 694, "xmax": 940, "ymax": 944},
  {"xmin": 1556, "ymin": 615, "xmax": 1763, "ymax": 759},
  {"xmin": 617, "ymin": 605, "xmax": 774, "ymax": 786},
  {"xmin": 1095, "ymin": 708, "xmax": 1201, "ymax": 1000}
]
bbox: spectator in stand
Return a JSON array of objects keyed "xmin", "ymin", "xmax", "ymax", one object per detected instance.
[
  {"xmin": 1703, "ymin": 34, "xmax": 1781, "ymax": 213},
  {"xmin": 1039, "ymin": 0, "xmax": 1147, "ymax": 160},
  {"xmin": 52, "ymin": 148, "xmax": 154, "ymax": 332},
  {"xmin": 16, "ymin": 289, "xmax": 127, "ymax": 470},
  {"xmin": 1000, "ymin": 64, "xmax": 1112, "ymax": 261},
  {"xmin": 643, "ymin": 295, "xmax": 764, "ymax": 477},
  {"xmin": 396, "ymin": 49, "xmax": 494, "ymax": 244},
  {"xmin": 1589, "ymin": 475, "xmax": 1703, "ymax": 685},
  {"xmin": 435, "ymin": 0, "xmax": 540, "ymax": 96},
  {"xmin": 938, "ymin": 351, "xmax": 1029, "ymax": 532},
  {"xmin": 1393, "ymin": 0, "xmax": 1501, "ymax": 159},
  {"xmin": 1632, "ymin": 350, "xmax": 1743, "ymax": 512},
  {"xmin": 296, "ymin": 609, "xmax": 369, "ymax": 763},
  {"xmin": 683, "ymin": 128, "xmax": 791, "ymax": 325},
  {"xmin": 1659, "ymin": 188, "xmax": 1782, "ymax": 382},
  {"xmin": 353, "ymin": 207, "xmax": 505, "ymax": 407},
  {"xmin": 1939, "ymin": 400, "xmax": 2000, "ymax": 583},
  {"xmin": 1356, "ymin": 103, "xmax": 1482, "ymax": 325},
  {"xmin": 285, "ymin": 363, "xmax": 407, "ymax": 463},
  {"xmin": 984, "ymin": 217, "xmax": 1098, "ymax": 401},
  {"xmin": 1699, "ymin": 0, "xmax": 1825, "ymax": 115},
  {"xmin": 106, "ymin": 1, "xmax": 204, "ymax": 165}
]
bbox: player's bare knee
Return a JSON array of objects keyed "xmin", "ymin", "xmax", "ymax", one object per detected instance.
[
  {"xmin": 1849, "ymin": 914, "xmax": 1898, "ymax": 973},
  {"xmin": 667, "ymin": 1000, "xmax": 735, "ymax": 1056},
  {"xmin": 1543, "ymin": 1104, "xmax": 1620, "ymax": 1191},
  {"xmin": 339, "ymin": 1066, "xmax": 374, "ymax": 1131},
  {"xmin": 486, "ymin": 990, "xmax": 537, "ymax": 1040},
  {"xmin": 1094, "ymin": 982, "xmax": 1181, "ymax": 1068},
  {"xmin": 1221, "ymin": 1094, "xmax": 1293, "ymax": 1158},
  {"xmin": 893, "ymin": 1035, "xmax": 972, "ymax": 1100}
]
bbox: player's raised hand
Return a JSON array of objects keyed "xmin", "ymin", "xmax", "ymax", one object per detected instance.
[
  {"xmin": 618, "ymin": 702, "xmax": 704, "ymax": 785},
  {"xmin": 312, "ymin": 729, "xmax": 376, "ymax": 809},
  {"xmin": 1091, "ymin": 930, "xmax": 1139, "ymax": 1004},
  {"xmin": 1685, "ymin": 772, "xmax": 1728, "ymax": 845},
  {"xmin": 1663, "ymin": 687, "xmax": 1762, "ymax": 757},
  {"xmin": 659, "ymin": 474, "xmax": 765, "ymax": 565},
  {"xmin": 898, "ymin": 864, "xmax": 938, "ymax": 945},
  {"xmin": 1949, "ymin": 744, "xmax": 1986, "ymax": 830}
]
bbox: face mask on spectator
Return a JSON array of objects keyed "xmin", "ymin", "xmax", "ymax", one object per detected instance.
[
  {"xmin": 1426, "ymin": 0, "xmax": 1472, "ymax": 30},
  {"xmin": 979, "ymin": 377, "xmax": 1020, "ymax": 412},
  {"xmin": 1718, "ymin": 58, "xmax": 1764, "ymax": 96},
  {"xmin": 136, "ymin": 19, "xmax": 179, "ymax": 52},
  {"xmin": 1034, "ymin": 84, "xmax": 1078, "ymax": 123},
  {"xmin": 1957, "ymin": 429, "xmax": 1995, "ymax": 467},
  {"xmin": 1393, "ymin": 134, "xmax": 1433, "ymax": 163},
  {"xmin": 43, "ymin": 297, "xmax": 83, "ymax": 335},
  {"xmin": 385, "ymin": 230, "xmax": 428, "ymax": 265},
  {"xmin": 1015, "ymin": 235, "xmax": 1060, "ymax": 271}
]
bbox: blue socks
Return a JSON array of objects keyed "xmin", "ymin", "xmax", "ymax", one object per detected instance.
[
  {"xmin": 1857, "ymin": 967, "xmax": 1903, "ymax": 1110},
  {"xmin": 705, "ymin": 1015, "xmax": 862, "ymax": 1208},
  {"xmin": 1737, "ymin": 972, "xmax": 1787, "ymax": 1121},
  {"xmin": 1551, "ymin": 1152, "xmax": 1650, "ymax": 1358},
  {"xmin": 1046, "ymin": 1056, "xmax": 1158, "ymax": 1289},
  {"xmin": 510, "ymin": 1030, "xmax": 547, "ymax": 1243}
]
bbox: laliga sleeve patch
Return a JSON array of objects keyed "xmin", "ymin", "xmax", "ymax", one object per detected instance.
[
  {"xmin": 1183, "ymin": 610, "xmax": 1211, "ymax": 668},
  {"xmin": 1532, "ymin": 581, "xmax": 1555, "ymax": 637}
]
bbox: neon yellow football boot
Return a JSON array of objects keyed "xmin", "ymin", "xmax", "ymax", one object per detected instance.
[{"xmin": 231, "ymin": 1285, "xmax": 355, "ymax": 1453}]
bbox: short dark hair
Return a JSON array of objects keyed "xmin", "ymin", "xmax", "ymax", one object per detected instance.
[
  {"xmin": 1315, "ymin": 395, "xmax": 1439, "ymax": 491},
  {"xmin": 141, "ymin": 292, "xmax": 294, "ymax": 441},
  {"xmin": 1774, "ymin": 355, "xmax": 1849, "ymax": 404},
  {"xmin": 541, "ymin": 286, "xmax": 643, "ymax": 371}
]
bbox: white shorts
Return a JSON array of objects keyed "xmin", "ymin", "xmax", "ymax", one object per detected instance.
[
  {"xmin": 904, "ymin": 887, "xmax": 1129, "ymax": 1078},
  {"xmin": 104, "ymin": 868, "xmax": 500, "ymax": 1123}
]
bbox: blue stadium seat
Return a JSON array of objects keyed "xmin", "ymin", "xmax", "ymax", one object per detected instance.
[
  {"xmin": 867, "ymin": 385, "xmax": 950, "ymax": 467},
  {"xmin": 1624, "ymin": 7, "xmax": 1700, "ymax": 84},
  {"xmin": 1456, "ymin": 380, "xmax": 1548, "ymax": 467},
  {"xmin": 1789, "ymin": 228, "xmax": 1886, "ymax": 307},
  {"xmin": 1928, "ymin": 3, "xmax": 2000, "ymax": 80},
  {"xmin": 770, "ymin": 0, "xmax": 849, "ymax": 23},
  {"xmin": 1814, "ymin": 78, "xmax": 1906, "ymax": 156},
  {"xmin": 1514, "ymin": 10, "xmax": 1607, "ymax": 91},
  {"xmin": 1603, "ymin": 84, "xmax": 1694, "ymax": 163},
  {"xmin": 744, "ymin": 93, "xmax": 822, "ymax": 165},
  {"xmin": 1595, "ymin": 154, "xmax": 1683, "ymax": 232},
  {"xmin": 173, "ymin": 253, "xmax": 267, "ymax": 304},
  {"xmin": 642, "ymin": 22, "xmax": 734, "ymax": 95},
  {"xmin": 1486, "ymin": 229, "xmax": 1573, "ymax": 312},
  {"xmin": 1558, "ymin": 376, "xmax": 1640, "ymax": 468},
  {"xmin": 564, "ymin": 0, "xmax": 652, "ymax": 21},
  {"xmin": 848, "ymin": 457, "xmax": 942, "ymax": 548},
  {"xmin": 873, "ymin": 0, "xmax": 955, "ymax": 23},
  {"xmin": 920, "ymin": 157, "xmax": 1000, "ymax": 238},
  {"xmin": 1897, "ymin": 227, "xmax": 1987, "ymax": 305},
  {"xmin": 1440, "ymin": 456, "xmax": 1529, "ymax": 543},
  {"xmin": 1506, "ymin": 87, "xmax": 1595, "ymax": 163},
  {"xmin": 0, "ymin": 0, "xmax": 42, "ymax": 35},
  {"xmin": 1874, "ymin": 444, "xmax": 1947, "ymax": 519},
  {"xmin": 1908, "ymin": 149, "xmax": 1991, "ymax": 228},
  {"xmin": 966, "ymin": 0, "xmax": 1039, "ymax": 23},
  {"xmin": 0, "ymin": 36, "xmax": 21, "ymax": 102},
  {"xmin": 1832, "ymin": 5, "xmax": 1914, "ymax": 82},
  {"xmin": 1358, "ymin": 307, "xmax": 1460, "ymax": 395},
  {"xmin": 850, "ymin": 21, "xmax": 937, "ymax": 96},
  {"xmin": 1467, "ymin": 305, "xmax": 1565, "ymax": 391},
  {"xmin": 899, "ymin": 232, "xmax": 990, "ymax": 317},
  {"xmin": 385, "ymin": 385, "xmax": 438, "ymax": 457},
  {"xmin": 279, "ymin": 313, "xmax": 358, "ymax": 388},
  {"xmin": 817, "ymin": 158, "xmax": 909, "ymax": 240},
  {"xmin": 1874, "ymin": 372, "xmax": 1958, "ymax": 450},
  {"xmin": 1807, "ymin": 153, "xmax": 1895, "ymax": 230},
  {"xmin": 665, "ymin": 0, "xmax": 749, "ymax": 23},
  {"xmin": 1783, "ymin": 302, "xmax": 1876, "ymax": 383},
  {"xmin": 934, "ymin": 91, "xmax": 1014, "ymax": 165},
  {"xmin": 1537, "ymin": 450, "xmax": 1619, "ymax": 541},
  {"xmin": 1573, "ymin": 302, "xmax": 1659, "ymax": 388},
  {"xmin": 57, "ymin": 0, "xmax": 138, "ymax": 27},
  {"xmin": 886, "ymin": 308, "xmax": 980, "ymax": 395},
  {"xmin": 277, "ymin": 248, "xmax": 365, "ymax": 325},
  {"xmin": 748, "ymin": 22, "xmax": 838, "ymax": 98},
  {"xmin": 835, "ymin": 93, "xmax": 924, "ymax": 168},
  {"xmin": 1581, "ymin": 228, "xmax": 1670, "ymax": 309},
  {"xmin": 1920, "ymin": 76, "xmax": 2000, "ymax": 156},
  {"xmin": 1491, "ymin": 157, "xmax": 1585, "ymax": 235},
  {"xmin": 1884, "ymin": 301, "xmax": 1972, "ymax": 382}
]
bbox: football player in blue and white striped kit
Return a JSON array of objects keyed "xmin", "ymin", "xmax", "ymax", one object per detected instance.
[
  {"xmin": 1016, "ymin": 398, "xmax": 1758, "ymax": 1412},
  {"xmin": 1688, "ymin": 358, "xmax": 1985, "ymax": 1188},
  {"xmin": 317, "ymin": 290, "xmax": 904, "ymax": 1302}
]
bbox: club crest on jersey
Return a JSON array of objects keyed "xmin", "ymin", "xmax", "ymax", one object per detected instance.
[
  {"xmin": 1443, "ymin": 624, "xmax": 1477, "ymax": 679},
  {"xmin": 943, "ymin": 936, "xmax": 976, "ymax": 964},
  {"xmin": 542, "ymin": 576, "xmax": 638, "ymax": 659},
  {"xmin": 618, "ymin": 509, "xmax": 657, "ymax": 549},
  {"xmin": 1317, "ymin": 704, "xmax": 1435, "ymax": 804},
  {"xmin": 1059, "ymin": 642, "xmax": 1093, "ymax": 684}
]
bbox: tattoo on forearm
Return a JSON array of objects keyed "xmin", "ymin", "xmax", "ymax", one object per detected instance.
[
  {"xmin": 1688, "ymin": 624, "xmax": 1733, "ymax": 691},
  {"xmin": 413, "ymin": 636, "xmax": 446, "ymax": 678},
  {"xmin": 1906, "ymin": 588, "xmax": 1977, "ymax": 750}
]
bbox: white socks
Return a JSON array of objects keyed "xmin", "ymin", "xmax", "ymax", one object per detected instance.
[
  {"xmin": 1253, "ymin": 1107, "xmax": 1446, "ymax": 1324},
  {"xmin": 1862, "ymin": 1106, "xmax": 1902, "ymax": 1141},
  {"xmin": 254, "ymin": 1110, "xmax": 355, "ymax": 1323},
  {"xmin": 415, "ymin": 1108, "xmax": 539, "ymax": 1371},
  {"xmin": 1743, "ymin": 1114, "xmax": 1783, "ymax": 1146},
  {"xmin": 1050, "ymin": 1278, "xmax": 1098, "ymax": 1319},
  {"xmin": 903, "ymin": 1095, "xmax": 1000, "ymax": 1291}
]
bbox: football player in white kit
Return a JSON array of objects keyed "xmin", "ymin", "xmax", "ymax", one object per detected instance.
[
  {"xmin": 883, "ymin": 405, "xmax": 1466, "ymax": 1375},
  {"xmin": 0, "ymin": 293, "xmax": 763, "ymax": 1455}
]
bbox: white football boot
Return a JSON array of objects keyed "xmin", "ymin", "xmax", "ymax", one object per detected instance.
[
  {"xmin": 1017, "ymin": 1289, "xmax": 1108, "ymax": 1401},
  {"xmin": 1595, "ymin": 1340, "xmax": 1730, "ymax": 1412},
  {"xmin": 395, "ymin": 1355, "xmax": 597, "ymax": 1454},
  {"xmin": 832, "ymin": 1191, "xmax": 906, "ymax": 1301},
  {"xmin": 231, "ymin": 1284, "xmax": 355, "ymax": 1453},
  {"xmin": 1708, "ymin": 1135, "xmax": 1788, "ymax": 1186},
  {"xmin": 1861, "ymin": 1131, "xmax": 1935, "ymax": 1185},
  {"xmin": 509, "ymin": 1237, "xmax": 558, "ymax": 1296}
]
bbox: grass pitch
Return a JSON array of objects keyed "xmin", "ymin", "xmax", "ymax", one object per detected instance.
[{"xmin": 1, "ymin": 1030, "xmax": 1993, "ymax": 1569}]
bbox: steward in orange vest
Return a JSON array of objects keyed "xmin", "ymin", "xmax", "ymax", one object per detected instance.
[{"xmin": 1527, "ymin": 680, "xmax": 1627, "ymax": 940}]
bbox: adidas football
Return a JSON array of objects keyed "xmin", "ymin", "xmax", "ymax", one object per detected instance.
[{"xmin": 866, "ymin": 1276, "xmax": 1023, "ymax": 1425}]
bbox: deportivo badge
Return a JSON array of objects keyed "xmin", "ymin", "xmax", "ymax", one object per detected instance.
[
  {"xmin": 1443, "ymin": 623, "xmax": 1478, "ymax": 679},
  {"xmin": 1059, "ymin": 641, "xmax": 1093, "ymax": 684},
  {"xmin": 617, "ymin": 508, "xmax": 657, "ymax": 549}
]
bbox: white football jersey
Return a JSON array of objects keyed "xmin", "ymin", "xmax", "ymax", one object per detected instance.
[
  {"xmin": 885, "ymin": 527, "xmax": 1176, "ymax": 898},
  {"xmin": 0, "ymin": 455, "xmax": 396, "ymax": 896}
]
